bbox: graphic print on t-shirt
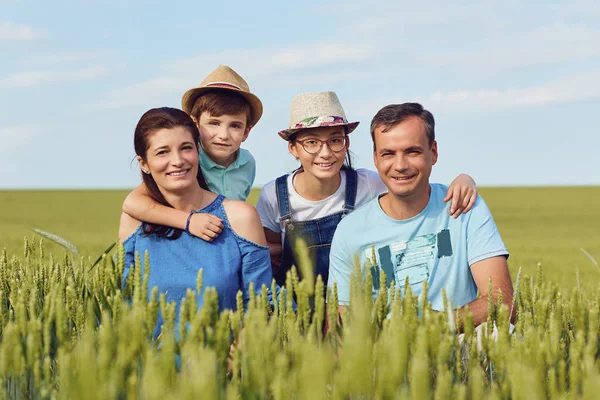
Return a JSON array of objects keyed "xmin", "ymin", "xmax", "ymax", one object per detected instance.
[{"xmin": 364, "ymin": 229, "xmax": 453, "ymax": 291}]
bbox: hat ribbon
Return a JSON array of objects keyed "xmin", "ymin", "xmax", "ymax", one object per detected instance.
[{"xmin": 205, "ymin": 82, "xmax": 242, "ymax": 90}]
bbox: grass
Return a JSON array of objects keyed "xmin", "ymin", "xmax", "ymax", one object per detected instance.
[{"xmin": 0, "ymin": 186, "xmax": 598, "ymax": 289}]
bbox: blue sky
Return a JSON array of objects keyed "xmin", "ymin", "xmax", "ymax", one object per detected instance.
[{"xmin": 1, "ymin": 0, "xmax": 599, "ymax": 189}]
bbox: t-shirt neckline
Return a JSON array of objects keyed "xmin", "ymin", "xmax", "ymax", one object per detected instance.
[
  {"xmin": 289, "ymin": 169, "xmax": 346, "ymax": 206},
  {"xmin": 375, "ymin": 184, "xmax": 434, "ymax": 224}
]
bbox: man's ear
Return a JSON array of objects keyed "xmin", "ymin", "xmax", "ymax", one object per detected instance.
[{"xmin": 431, "ymin": 140, "xmax": 438, "ymax": 165}]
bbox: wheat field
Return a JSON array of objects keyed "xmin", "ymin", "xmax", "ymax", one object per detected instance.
[{"xmin": 1, "ymin": 186, "xmax": 598, "ymax": 289}]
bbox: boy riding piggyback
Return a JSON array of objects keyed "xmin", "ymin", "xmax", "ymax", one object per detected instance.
[{"xmin": 122, "ymin": 65, "xmax": 262, "ymax": 241}]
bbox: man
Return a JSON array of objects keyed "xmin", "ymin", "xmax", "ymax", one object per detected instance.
[{"xmin": 328, "ymin": 103, "xmax": 513, "ymax": 327}]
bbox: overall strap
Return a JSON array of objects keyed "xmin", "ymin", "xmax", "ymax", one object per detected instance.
[
  {"xmin": 342, "ymin": 168, "xmax": 358, "ymax": 215},
  {"xmin": 275, "ymin": 174, "xmax": 293, "ymax": 225}
]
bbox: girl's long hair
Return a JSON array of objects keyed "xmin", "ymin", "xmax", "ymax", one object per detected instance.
[{"xmin": 134, "ymin": 107, "xmax": 209, "ymax": 239}]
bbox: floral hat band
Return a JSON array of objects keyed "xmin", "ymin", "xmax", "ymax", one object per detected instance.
[
  {"xmin": 293, "ymin": 115, "xmax": 347, "ymax": 129},
  {"xmin": 278, "ymin": 92, "xmax": 360, "ymax": 140}
]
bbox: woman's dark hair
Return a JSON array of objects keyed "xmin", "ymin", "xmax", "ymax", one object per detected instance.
[
  {"xmin": 289, "ymin": 125, "xmax": 354, "ymax": 172},
  {"xmin": 134, "ymin": 107, "xmax": 209, "ymax": 239}
]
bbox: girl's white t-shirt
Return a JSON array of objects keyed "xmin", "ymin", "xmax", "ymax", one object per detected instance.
[{"xmin": 256, "ymin": 168, "xmax": 387, "ymax": 240}]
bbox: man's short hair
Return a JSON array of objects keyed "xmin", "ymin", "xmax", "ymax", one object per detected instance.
[
  {"xmin": 189, "ymin": 89, "xmax": 253, "ymax": 127},
  {"xmin": 370, "ymin": 103, "xmax": 435, "ymax": 150}
]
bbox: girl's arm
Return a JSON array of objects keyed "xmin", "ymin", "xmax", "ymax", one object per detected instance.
[
  {"xmin": 264, "ymin": 228, "xmax": 283, "ymax": 268},
  {"xmin": 254, "ymin": 183, "xmax": 282, "ymax": 268},
  {"xmin": 444, "ymin": 174, "xmax": 478, "ymax": 218},
  {"xmin": 122, "ymin": 184, "xmax": 223, "ymax": 241}
]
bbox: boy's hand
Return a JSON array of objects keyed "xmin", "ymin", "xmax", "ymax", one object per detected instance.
[
  {"xmin": 188, "ymin": 213, "xmax": 223, "ymax": 242},
  {"xmin": 443, "ymin": 174, "xmax": 477, "ymax": 218}
]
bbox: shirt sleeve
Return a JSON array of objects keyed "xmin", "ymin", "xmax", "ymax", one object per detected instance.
[
  {"xmin": 237, "ymin": 238, "xmax": 273, "ymax": 305},
  {"xmin": 327, "ymin": 223, "xmax": 354, "ymax": 305},
  {"xmin": 466, "ymin": 195, "xmax": 509, "ymax": 266},
  {"xmin": 244, "ymin": 153, "xmax": 257, "ymax": 199},
  {"xmin": 255, "ymin": 182, "xmax": 281, "ymax": 232}
]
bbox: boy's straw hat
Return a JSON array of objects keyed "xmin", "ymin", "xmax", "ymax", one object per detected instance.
[
  {"xmin": 278, "ymin": 91, "xmax": 359, "ymax": 140},
  {"xmin": 181, "ymin": 65, "xmax": 263, "ymax": 127}
]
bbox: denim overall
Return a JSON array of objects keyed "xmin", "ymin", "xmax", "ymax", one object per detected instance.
[{"xmin": 273, "ymin": 169, "xmax": 358, "ymax": 289}]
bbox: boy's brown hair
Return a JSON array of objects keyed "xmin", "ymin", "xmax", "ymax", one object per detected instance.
[{"xmin": 189, "ymin": 89, "xmax": 253, "ymax": 126}]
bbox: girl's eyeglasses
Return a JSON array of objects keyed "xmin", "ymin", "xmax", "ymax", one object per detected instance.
[{"xmin": 295, "ymin": 136, "xmax": 348, "ymax": 155}]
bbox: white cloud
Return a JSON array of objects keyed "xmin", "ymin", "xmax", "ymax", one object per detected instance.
[
  {"xmin": 425, "ymin": 69, "xmax": 600, "ymax": 112},
  {"xmin": 163, "ymin": 43, "xmax": 375, "ymax": 77},
  {"xmin": 416, "ymin": 23, "xmax": 600, "ymax": 75},
  {"xmin": 350, "ymin": 69, "xmax": 600, "ymax": 114},
  {"xmin": 0, "ymin": 66, "xmax": 109, "ymax": 89},
  {"xmin": 86, "ymin": 42, "xmax": 375, "ymax": 111},
  {"xmin": 83, "ymin": 76, "xmax": 188, "ymax": 110},
  {"xmin": 0, "ymin": 124, "xmax": 41, "ymax": 152},
  {"xmin": 328, "ymin": 2, "xmax": 600, "ymax": 74},
  {"xmin": 0, "ymin": 20, "xmax": 46, "ymax": 40},
  {"xmin": 21, "ymin": 51, "xmax": 100, "ymax": 66}
]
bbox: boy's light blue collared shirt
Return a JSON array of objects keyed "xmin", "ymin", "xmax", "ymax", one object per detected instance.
[{"xmin": 199, "ymin": 147, "xmax": 256, "ymax": 201}]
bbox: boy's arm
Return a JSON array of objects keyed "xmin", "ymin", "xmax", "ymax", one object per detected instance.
[
  {"xmin": 123, "ymin": 184, "xmax": 188, "ymax": 228},
  {"xmin": 122, "ymin": 184, "xmax": 223, "ymax": 241},
  {"xmin": 443, "ymin": 174, "xmax": 478, "ymax": 218}
]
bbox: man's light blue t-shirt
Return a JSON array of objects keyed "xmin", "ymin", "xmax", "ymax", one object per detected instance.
[
  {"xmin": 199, "ymin": 147, "xmax": 256, "ymax": 201},
  {"xmin": 328, "ymin": 184, "xmax": 508, "ymax": 310}
]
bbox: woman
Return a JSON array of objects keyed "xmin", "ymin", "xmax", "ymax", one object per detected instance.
[
  {"xmin": 118, "ymin": 107, "xmax": 272, "ymax": 336},
  {"xmin": 256, "ymin": 92, "xmax": 477, "ymax": 289}
]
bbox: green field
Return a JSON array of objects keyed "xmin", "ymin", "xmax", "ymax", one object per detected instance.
[
  {"xmin": 1, "ymin": 186, "xmax": 600, "ymax": 398},
  {"xmin": 1, "ymin": 186, "xmax": 599, "ymax": 289}
]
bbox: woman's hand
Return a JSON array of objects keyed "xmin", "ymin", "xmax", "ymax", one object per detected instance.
[
  {"xmin": 188, "ymin": 213, "xmax": 223, "ymax": 241},
  {"xmin": 443, "ymin": 174, "xmax": 477, "ymax": 218}
]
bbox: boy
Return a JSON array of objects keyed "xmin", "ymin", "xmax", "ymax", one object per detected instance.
[{"xmin": 122, "ymin": 65, "xmax": 262, "ymax": 241}]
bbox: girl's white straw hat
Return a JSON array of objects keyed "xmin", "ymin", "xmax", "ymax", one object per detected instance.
[{"xmin": 278, "ymin": 91, "xmax": 359, "ymax": 140}]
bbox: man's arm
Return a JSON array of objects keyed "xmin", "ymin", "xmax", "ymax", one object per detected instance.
[{"xmin": 463, "ymin": 255, "xmax": 514, "ymax": 326}]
